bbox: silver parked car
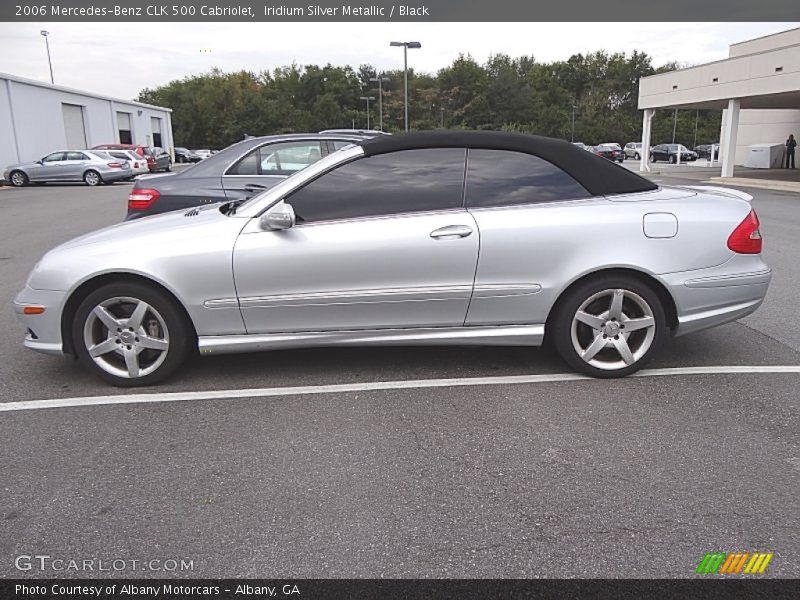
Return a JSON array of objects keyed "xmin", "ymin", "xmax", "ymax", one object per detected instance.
[
  {"xmin": 624, "ymin": 142, "xmax": 644, "ymax": 160},
  {"xmin": 4, "ymin": 150, "xmax": 132, "ymax": 186},
  {"xmin": 13, "ymin": 131, "xmax": 771, "ymax": 386}
]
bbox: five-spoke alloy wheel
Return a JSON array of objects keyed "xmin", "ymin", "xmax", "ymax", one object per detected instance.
[
  {"xmin": 73, "ymin": 283, "xmax": 191, "ymax": 386},
  {"xmin": 553, "ymin": 276, "xmax": 666, "ymax": 377}
]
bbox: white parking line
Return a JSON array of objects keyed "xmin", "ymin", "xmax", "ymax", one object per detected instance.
[{"xmin": 1, "ymin": 365, "xmax": 799, "ymax": 413}]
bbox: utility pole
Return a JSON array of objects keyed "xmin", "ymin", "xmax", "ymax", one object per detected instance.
[
  {"xmin": 40, "ymin": 30, "xmax": 54, "ymax": 84},
  {"xmin": 571, "ymin": 102, "xmax": 577, "ymax": 142},
  {"xmin": 360, "ymin": 96, "xmax": 375, "ymax": 130},
  {"xmin": 369, "ymin": 75, "xmax": 390, "ymax": 131},
  {"xmin": 390, "ymin": 41, "xmax": 421, "ymax": 132}
]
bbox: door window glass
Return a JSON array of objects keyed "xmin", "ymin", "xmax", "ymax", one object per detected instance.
[{"xmin": 286, "ymin": 148, "xmax": 466, "ymax": 223}]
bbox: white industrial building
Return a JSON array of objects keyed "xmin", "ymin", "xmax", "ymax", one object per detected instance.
[
  {"xmin": 638, "ymin": 27, "xmax": 800, "ymax": 178},
  {"xmin": 0, "ymin": 72, "xmax": 173, "ymax": 170}
]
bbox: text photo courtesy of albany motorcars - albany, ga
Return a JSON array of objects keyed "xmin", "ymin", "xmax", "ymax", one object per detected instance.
[{"xmin": 0, "ymin": 4, "xmax": 799, "ymax": 598}]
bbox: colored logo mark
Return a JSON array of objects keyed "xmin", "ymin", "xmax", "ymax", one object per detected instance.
[{"xmin": 696, "ymin": 552, "xmax": 773, "ymax": 574}]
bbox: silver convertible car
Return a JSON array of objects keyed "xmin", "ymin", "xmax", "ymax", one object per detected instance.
[{"xmin": 13, "ymin": 132, "xmax": 771, "ymax": 386}]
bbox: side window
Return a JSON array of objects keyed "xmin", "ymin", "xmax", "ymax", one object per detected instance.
[
  {"xmin": 465, "ymin": 149, "xmax": 590, "ymax": 209},
  {"xmin": 67, "ymin": 152, "xmax": 89, "ymax": 160},
  {"xmin": 286, "ymin": 148, "xmax": 466, "ymax": 224},
  {"xmin": 332, "ymin": 140, "xmax": 355, "ymax": 151},
  {"xmin": 43, "ymin": 152, "xmax": 66, "ymax": 162},
  {"xmin": 260, "ymin": 142, "xmax": 324, "ymax": 175},
  {"xmin": 228, "ymin": 148, "xmax": 260, "ymax": 175}
]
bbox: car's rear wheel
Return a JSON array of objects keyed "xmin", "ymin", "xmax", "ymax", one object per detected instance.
[
  {"xmin": 72, "ymin": 282, "xmax": 192, "ymax": 386},
  {"xmin": 9, "ymin": 170, "xmax": 28, "ymax": 186},
  {"xmin": 670, "ymin": 155, "xmax": 677, "ymax": 164},
  {"xmin": 83, "ymin": 170, "xmax": 102, "ymax": 186},
  {"xmin": 552, "ymin": 276, "xmax": 666, "ymax": 378}
]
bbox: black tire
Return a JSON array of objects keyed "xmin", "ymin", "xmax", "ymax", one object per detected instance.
[
  {"xmin": 670, "ymin": 155, "xmax": 677, "ymax": 164},
  {"xmin": 83, "ymin": 170, "xmax": 102, "ymax": 186},
  {"xmin": 649, "ymin": 154, "xmax": 656, "ymax": 163},
  {"xmin": 551, "ymin": 275, "xmax": 666, "ymax": 378},
  {"xmin": 9, "ymin": 170, "xmax": 28, "ymax": 186},
  {"xmin": 634, "ymin": 152, "xmax": 640, "ymax": 160},
  {"xmin": 72, "ymin": 282, "xmax": 193, "ymax": 387}
]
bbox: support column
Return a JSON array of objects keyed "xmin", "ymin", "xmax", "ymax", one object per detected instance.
[
  {"xmin": 721, "ymin": 99, "xmax": 740, "ymax": 178},
  {"xmin": 640, "ymin": 109, "xmax": 655, "ymax": 172}
]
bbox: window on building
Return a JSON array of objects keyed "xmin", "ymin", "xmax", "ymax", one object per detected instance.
[{"xmin": 117, "ymin": 112, "xmax": 132, "ymax": 144}]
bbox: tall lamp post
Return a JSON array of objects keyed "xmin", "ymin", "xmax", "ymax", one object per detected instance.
[
  {"xmin": 369, "ymin": 75, "xmax": 390, "ymax": 131},
  {"xmin": 360, "ymin": 96, "xmax": 375, "ymax": 130},
  {"xmin": 40, "ymin": 30, "xmax": 54, "ymax": 84},
  {"xmin": 389, "ymin": 41, "xmax": 421, "ymax": 132}
]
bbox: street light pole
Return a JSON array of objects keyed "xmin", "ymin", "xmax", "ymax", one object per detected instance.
[
  {"xmin": 390, "ymin": 41, "xmax": 421, "ymax": 132},
  {"xmin": 40, "ymin": 30, "xmax": 54, "ymax": 84},
  {"xmin": 369, "ymin": 75, "xmax": 389, "ymax": 131},
  {"xmin": 571, "ymin": 102, "xmax": 576, "ymax": 142},
  {"xmin": 360, "ymin": 96, "xmax": 375, "ymax": 130}
]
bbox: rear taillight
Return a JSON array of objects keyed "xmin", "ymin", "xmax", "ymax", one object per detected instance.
[
  {"xmin": 107, "ymin": 162, "xmax": 123, "ymax": 168},
  {"xmin": 727, "ymin": 209, "xmax": 762, "ymax": 254},
  {"xmin": 128, "ymin": 188, "xmax": 160, "ymax": 210}
]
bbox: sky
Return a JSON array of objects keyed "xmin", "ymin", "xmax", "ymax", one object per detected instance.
[{"xmin": 0, "ymin": 22, "xmax": 797, "ymax": 100}]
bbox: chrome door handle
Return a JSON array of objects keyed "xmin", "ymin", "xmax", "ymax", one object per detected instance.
[{"xmin": 430, "ymin": 225, "xmax": 473, "ymax": 239}]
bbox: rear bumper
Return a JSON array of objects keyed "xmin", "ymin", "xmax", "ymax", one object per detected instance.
[
  {"xmin": 12, "ymin": 286, "xmax": 67, "ymax": 356},
  {"xmin": 103, "ymin": 169, "xmax": 133, "ymax": 182},
  {"xmin": 662, "ymin": 256, "xmax": 771, "ymax": 336}
]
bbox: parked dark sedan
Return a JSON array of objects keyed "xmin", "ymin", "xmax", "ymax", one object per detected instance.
[
  {"xmin": 174, "ymin": 147, "xmax": 203, "ymax": 163},
  {"xmin": 592, "ymin": 144, "xmax": 625, "ymax": 163},
  {"xmin": 650, "ymin": 144, "xmax": 698, "ymax": 163},
  {"xmin": 695, "ymin": 144, "xmax": 719, "ymax": 160},
  {"xmin": 126, "ymin": 133, "xmax": 365, "ymax": 220}
]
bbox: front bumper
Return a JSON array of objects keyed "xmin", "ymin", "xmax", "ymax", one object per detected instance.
[
  {"xmin": 662, "ymin": 255, "xmax": 772, "ymax": 336},
  {"xmin": 12, "ymin": 286, "xmax": 68, "ymax": 356}
]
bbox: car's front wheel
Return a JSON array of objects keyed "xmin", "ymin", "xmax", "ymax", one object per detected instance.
[
  {"xmin": 72, "ymin": 282, "xmax": 192, "ymax": 386},
  {"xmin": 634, "ymin": 152, "xmax": 640, "ymax": 160},
  {"xmin": 552, "ymin": 276, "xmax": 666, "ymax": 378},
  {"xmin": 9, "ymin": 170, "xmax": 28, "ymax": 186}
]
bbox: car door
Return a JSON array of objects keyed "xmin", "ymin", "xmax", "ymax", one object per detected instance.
[
  {"xmin": 463, "ymin": 149, "xmax": 593, "ymax": 326},
  {"xmin": 29, "ymin": 152, "xmax": 66, "ymax": 181},
  {"xmin": 232, "ymin": 148, "xmax": 480, "ymax": 334},
  {"xmin": 61, "ymin": 151, "xmax": 92, "ymax": 181},
  {"xmin": 222, "ymin": 140, "xmax": 327, "ymax": 202}
]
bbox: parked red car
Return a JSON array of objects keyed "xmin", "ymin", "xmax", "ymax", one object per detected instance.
[{"xmin": 92, "ymin": 144, "xmax": 171, "ymax": 173}]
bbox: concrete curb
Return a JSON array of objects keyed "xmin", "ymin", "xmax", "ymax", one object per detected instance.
[{"xmin": 707, "ymin": 177, "xmax": 800, "ymax": 194}]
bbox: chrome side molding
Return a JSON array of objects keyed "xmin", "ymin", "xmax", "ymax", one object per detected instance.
[{"xmin": 198, "ymin": 324, "xmax": 545, "ymax": 354}]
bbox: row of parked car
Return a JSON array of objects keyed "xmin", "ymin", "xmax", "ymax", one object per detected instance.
[
  {"xmin": 2, "ymin": 144, "xmax": 174, "ymax": 187},
  {"xmin": 575, "ymin": 141, "xmax": 720, "ymax": 164}
]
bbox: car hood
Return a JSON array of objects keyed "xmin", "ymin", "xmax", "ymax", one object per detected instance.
[
  {"xmin": 57, "ymin": 204, "xmax": 231, "ymax": 251},
  {"xmin": 28, "ymin": 205, "xmax": 247, "ymax": 292}
]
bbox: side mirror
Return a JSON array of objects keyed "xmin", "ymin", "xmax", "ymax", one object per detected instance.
[{"xmin": 260, "ymin": 201, "xmax": 296, "ymax": 231}]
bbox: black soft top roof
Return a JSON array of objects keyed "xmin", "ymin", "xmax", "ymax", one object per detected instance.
[{"xmin": 359, "ymin": 131, "xmax": 657, "ymax": 196}]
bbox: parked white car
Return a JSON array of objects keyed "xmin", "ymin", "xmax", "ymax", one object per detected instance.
[{"xmin": 106, "ymin": 150, "xmax": 150, "ymax": 177}]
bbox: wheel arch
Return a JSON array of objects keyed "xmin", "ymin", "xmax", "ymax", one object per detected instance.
[
  {"xmin": 545, "ymin": 267, "xmax": 679, "ymax": 338},
  {"xmin": 61, "ymin": 272, "xmax": 197, "ymax": 356}
]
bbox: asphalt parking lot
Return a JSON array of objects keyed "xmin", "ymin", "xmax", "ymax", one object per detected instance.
[{"xmin": 0, "ymin": 172, "xmax": 798, "ymax": 578}]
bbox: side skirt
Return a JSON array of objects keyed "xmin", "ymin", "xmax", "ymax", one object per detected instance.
[{"xmin": 198, "ymin": 324, "xmax": 545, "ymax": 355}]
